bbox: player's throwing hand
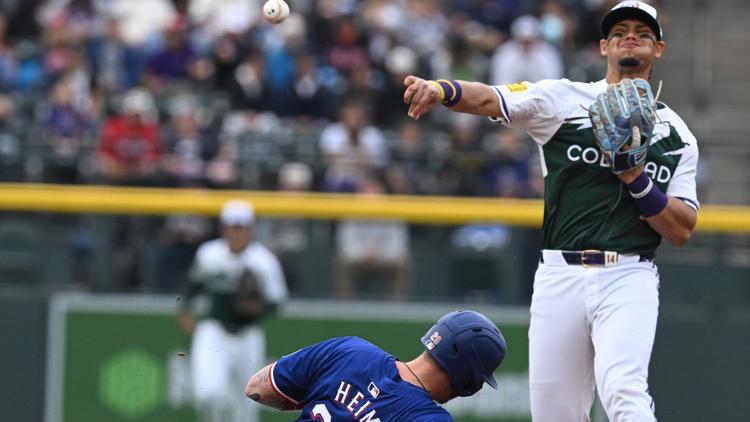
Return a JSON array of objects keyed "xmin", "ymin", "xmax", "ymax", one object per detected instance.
[{"xmin": 403, "ymin": 75, "xmax": 441, "ymax": 120}]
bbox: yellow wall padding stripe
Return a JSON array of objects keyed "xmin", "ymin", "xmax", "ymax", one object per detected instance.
[{"xmin": 0, "ymin": 183, "xmax": 747, "ymax": 233}]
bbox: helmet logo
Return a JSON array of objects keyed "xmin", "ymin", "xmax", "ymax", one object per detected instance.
[{"xmin": 424, "ymin": 331, "xmax": 442, "ymax": 350}]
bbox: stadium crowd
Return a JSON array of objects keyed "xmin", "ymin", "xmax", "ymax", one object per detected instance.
[
  {"xmin": 0, "ymin": 0, "xmax": 665, "ymax": 296},
  {"xmin": 0, "ymin": 0, "xmax": 657, "ymax": 195}
]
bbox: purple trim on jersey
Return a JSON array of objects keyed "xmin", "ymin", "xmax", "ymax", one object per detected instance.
[
  {"xmin": 269, "ymin": 362, "xmax": 303, "ymax": 408},
  {"xmin": 676, "ymin": 196, "xmax": 699, "ymax": 211},
  {"xmin": 493, "ymin": 86, "xmax": 512, "ymax": 123}
]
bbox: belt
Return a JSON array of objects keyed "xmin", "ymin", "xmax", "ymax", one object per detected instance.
[{"xmin": 539, "ymin": 250, "xmax": 652, "ymax": 267}]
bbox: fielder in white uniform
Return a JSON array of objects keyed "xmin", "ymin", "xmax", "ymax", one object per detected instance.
[
  {"xmin": 178, "ymin": 199, "xmax": 289, "ymax": 422},
  {"xmin": 403, "ymin": 2, "xmax": 699, "ymax": 421}
]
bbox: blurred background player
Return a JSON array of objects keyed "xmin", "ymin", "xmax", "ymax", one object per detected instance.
[
  {"xmin": 335, "ymin": 174, "xmax": 410, "ymax": 300},
  {"xmin": 178, "ymin": 199, "xmax": 289, "ymax": 422},
  {"xmin": 244, "ymin": 310, "xmax": 506, "ymax": 421}
]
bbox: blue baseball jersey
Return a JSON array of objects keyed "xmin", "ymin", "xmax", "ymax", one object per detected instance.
[{"xmin": 268, "ymin": 336, "xmax": 453, "ymax": 422}]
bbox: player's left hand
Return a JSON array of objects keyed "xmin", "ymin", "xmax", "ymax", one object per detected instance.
[
  {"xmin": 404, "ymin": 75, "xmax": 441, "ymax": 120},
  {"xmin": 616, "ymin": 163, "xmax": 645, "ymax": 184},
  {"xmin": 588, "ymin": 78, "xmax": 656, "ymax": 174}
]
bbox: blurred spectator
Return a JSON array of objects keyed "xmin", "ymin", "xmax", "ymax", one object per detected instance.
[
  {"xmin": 374, "ymin": 45, "xmax": 418, "ymax": 127},
  {"xmin": 188, "ymin": 0, "xmax": 258, "ymax": 43},
  {"xmin": 152, "ymin": 214, "xmax": 210, "ymax": 292},
  {"xmin": 40, "ymin": 80, "xmax": 92, "ymax": 182},
  {"xmin": 360, "ymin": 0, "xmax": 405, "ymax": 65},
  {"xmin": 335, "ymin": 175, "xmax": 410, "ymax": 300},
  {"xmin": 385, "ymin": 119, "xmax": 435, "ymax": 195},
  {"xmin": 449, "ymin": 0, "xmax": 522, "ymax": 32},
  {"xmin": 50, "ymin": 45, "xmax": 94, "ymax": 114},
  {"xmin": 38, "ymin": 0, "xmax": 102, "ymax": 45},
  {"xmin": 144, "ymin": 17, "xmax": 199, "ymax": 93},
  {"xmin": 439, "ymin": 113, "xmax": 486, "ymax": 196},
  {"xmin": 286, "ymin": 51, "xmax": 333, "ymax": 119},
  {"xmin": 327, "ymin": 15, "xmax": 369, "ymax": 76},
  {"xmin": 108, "ymin": 0, "xmax": 176, "ymax": 48},
  {"xmin": 227, "ymin": 49, "xmax": 270, "ymax": 112},
  {"xmin": 489, "ymin": 15, "xmax": 564, "ymax": 85},
  {"xmin": 444, "ymin": 34, "xmax": 488, "ymax": 83},
  {"xmin": 96, "ymin": 88, "xmax": 162, "ymax": 185},
  {"xmin": 13, "ymin": 40, "xmax": 46, "ymax": 93},
  {"xmin": 263, "ymin": 13, "xmax": 310, "ymax": 113},
  {"xmin": 211, "ymin": 31, "xmax": 248, "ymax": 95},
  {"xmin": 320, "ymin": 97, "xmax": 387, "ymax": 192},
  {"xmin": 204, "ymin": 138, "xmax": 240, "ymax": 188},
  {"xmin": 566, "ymin": 40, "xmax": 607, "ymax": 82},
  {"xmin": 88, "ymin": 15, "xmax": 143, "ymax": 95},
  {"xmin": 538, "ymin": 0, "xmax": 577, "ymax": 52},
  {"xmin": 0, "ymin": 94, "xmax": 21, "ymax": 181},
  {"xmin": 401, "ymin": 0, "xmax": 447, "ymax": 56},
  {"xmin": 4, "ymin": 0, "xmax": 42, "ymax": 41},
  {"xmin": 161, "ymin": 94, "xmax": 220, "ymax": 187},
  {"xmin": 482, "ymin": 128, "xmax": 533, "ymax": 198},
  {"xmin": 0, "ymin": 15, "xmax": 17, "ymax": 91}
]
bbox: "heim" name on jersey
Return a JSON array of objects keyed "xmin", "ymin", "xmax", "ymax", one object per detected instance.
[{"xmin": 334, "ymin": 381, "xmax": 381, "ymax": 421}]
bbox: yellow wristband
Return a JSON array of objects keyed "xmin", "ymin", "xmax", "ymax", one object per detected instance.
[{"xmin": 430, "ymin": 80, "xmax": 446, "ymax": 101}]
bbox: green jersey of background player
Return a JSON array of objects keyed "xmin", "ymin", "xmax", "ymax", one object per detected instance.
[{"xmin": 402, "ymin": 1, "xmax": 698, "ymax": 421}]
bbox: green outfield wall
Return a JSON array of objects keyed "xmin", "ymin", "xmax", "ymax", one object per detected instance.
[{"xmin": 45, "ymin": 294, "xmax": 532, "ymax": 422}]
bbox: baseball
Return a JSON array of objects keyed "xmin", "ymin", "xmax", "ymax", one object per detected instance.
[{"xmin": 263, "ymin": 0, "xmax": 290, "ymax": 24}]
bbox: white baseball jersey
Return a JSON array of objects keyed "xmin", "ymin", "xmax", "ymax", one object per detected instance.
[
  {"xmin": 184, "ymin": 238, "xmax": 288, "ymax": 422},
  {"xmin": 491, "ymin": 79, "xmax": 699, "ymax": 257},
  {"xmin": 186, "ymin": 239, "xmax": 288, "ymax": 326},
  {"xmin": 489, "ymin": 78, "xmax": 700, "ymax": 421}
]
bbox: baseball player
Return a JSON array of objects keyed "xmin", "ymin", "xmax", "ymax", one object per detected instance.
[
  {"xmin": 178, "ymin": 199, "xmax": 289, "ymax": 422},
  {"xmin": 244, "ymin": 310, "xmax": 506, "ymax": 421},
  {"xmin": 402, "ymin": 2, "xmax": 699, "ymax": 421}
]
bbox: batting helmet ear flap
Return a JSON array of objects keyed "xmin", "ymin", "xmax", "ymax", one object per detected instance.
[{"xmin": 421, "ymin": 310, "xmax": 506, "ymax": 397}]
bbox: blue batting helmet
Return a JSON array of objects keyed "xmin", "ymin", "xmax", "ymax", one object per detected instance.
[{"xmin": 421, "ymin": 310, "xmax": 506, "ymax": 397}]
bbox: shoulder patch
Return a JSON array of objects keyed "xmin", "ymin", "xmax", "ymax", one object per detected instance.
[{"xmin": 505, "ymin": 82, "xmax": 528, "ymax": 93}]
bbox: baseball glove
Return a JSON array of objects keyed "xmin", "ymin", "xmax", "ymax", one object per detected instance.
[
  {"xmin": 232, "ymin": 269, "xmax": 265, "ymax": 321},
  {"xmin": 588, "ymin": 78, "xmax": 656, "ymax": 174}
]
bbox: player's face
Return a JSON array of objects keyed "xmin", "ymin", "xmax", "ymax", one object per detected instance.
[
  {"xmin": 223, "ymin": 224, "xmax": 252, "ymax": 252},
  {"xmin": 600, "ymin": 19, "xmax": 664, "ymax": 71}
]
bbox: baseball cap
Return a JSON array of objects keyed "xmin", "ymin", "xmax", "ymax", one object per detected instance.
[
  {"xmin": 511, "ymin": 15, "xmax": 541, "ymax": 40},
  {"xmin": 122, "ymin": 88, "xmax": 156, "ymax": 115},
  {"xmin": 601, "ymin": 1, "xmax": 663, "ymax": 41},
  {"xmin": 220, "ymin": 199, "xmax": 255, "ymax": 226}
]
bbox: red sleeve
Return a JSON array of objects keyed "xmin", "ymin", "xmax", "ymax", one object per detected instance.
[
  {"xmin": 98, "ymin": 119, "xmax": 119, "ymax": 160},
  {"xmin": 143, "ymin": 124, "xmax": 162, "ymax": 161}
]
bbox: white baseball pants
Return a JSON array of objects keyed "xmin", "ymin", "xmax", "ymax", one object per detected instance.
[
  {"xmin": 529, "ymin": 250, "xmax": 659, "ymax": 422},
  {"xmin": 191, "ymin": 319, "xmax": 265, "ymax": 422}
]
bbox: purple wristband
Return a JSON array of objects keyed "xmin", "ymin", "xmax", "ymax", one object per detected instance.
[
  {"xmin": 443, "ymin": 80, "xmax": 462, "ymax": 107},
  {"xmin": 436, "ymin": 80, "xmax": 454, "ymax": 102},
  {"xmin": 436, "ymin": 79, "xmax": 462, "ymax": 107},
  {"xmin": 627, "ymin": 173, "xmax": 668, "ymax": 217},
  {"xmin": 628, "ymin": 172, "xmax": 650, "ymax": 196}
]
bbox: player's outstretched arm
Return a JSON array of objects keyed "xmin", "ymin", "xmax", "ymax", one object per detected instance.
[
  {"xmin": 404, "ymin": 76, "xmax": 500, "ymax": 120},
  {"xmin": 245, "ymin": 363, "xmax": 299, "ymax": 411}
]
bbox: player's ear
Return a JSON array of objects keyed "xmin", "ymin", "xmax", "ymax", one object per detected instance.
[
  {"xmin": 654, "ymin": 40, "xmax": 665, "ymax": 58},
  {"xmin": 599, "ymin": 39, "xmax": 608, "ymax": 56}
]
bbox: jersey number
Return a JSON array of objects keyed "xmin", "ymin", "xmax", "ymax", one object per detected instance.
[{"xmin": 312, "ymin": 403, "xmax": 331, "ymax": 421}]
